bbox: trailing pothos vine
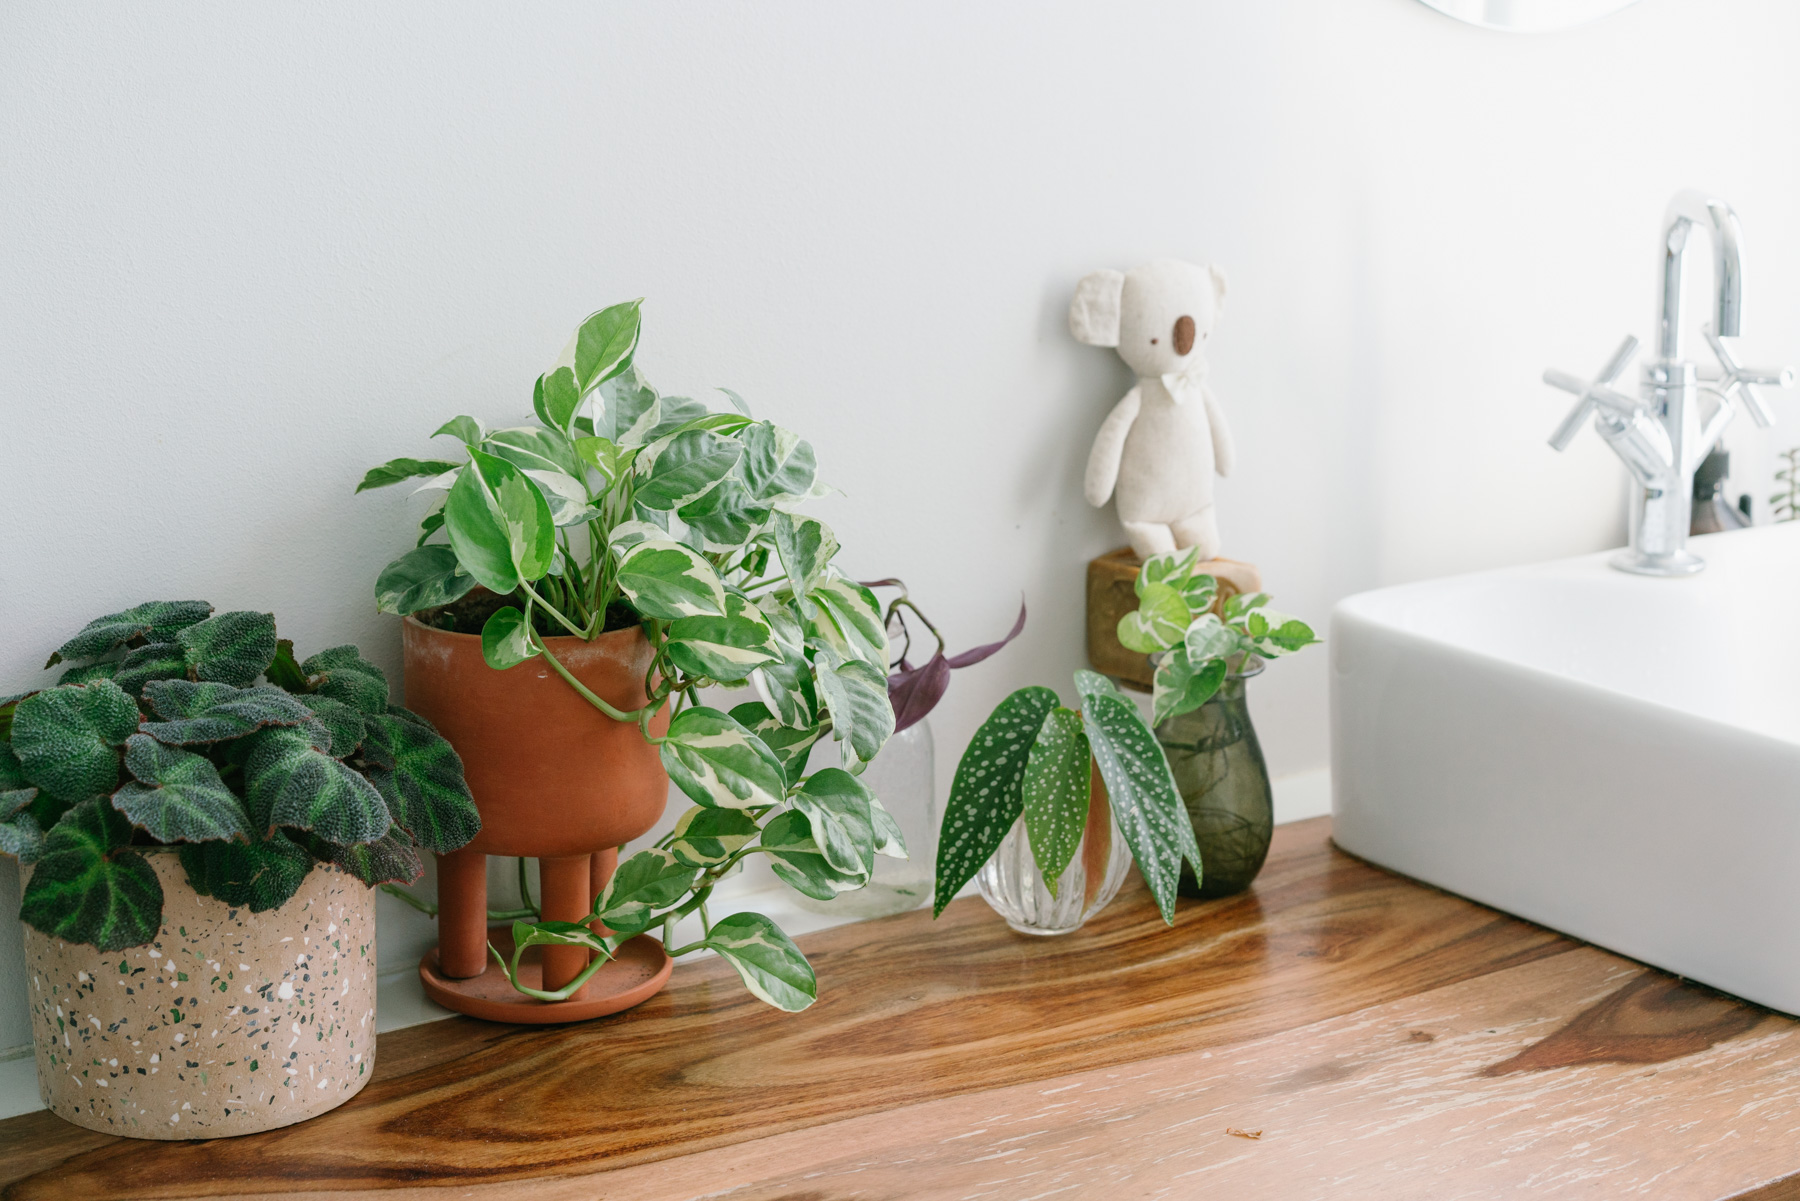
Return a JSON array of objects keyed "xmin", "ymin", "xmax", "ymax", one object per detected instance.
[{"xmin": 360, "ymin": 300, "xmax": 900, "ymax": 1011}]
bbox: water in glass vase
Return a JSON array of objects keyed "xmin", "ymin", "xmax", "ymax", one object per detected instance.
[
  {"xmin": 1156, "ymin": 665, "xmax": 1273, "ymax": 899},
  {"xmin": 793, "ymin": 719, "xmax": 939, "ymax": 918}
]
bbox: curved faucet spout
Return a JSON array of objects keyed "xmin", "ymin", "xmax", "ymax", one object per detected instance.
[{"xmin": 1659, "ymin": 190, "xmax": 1742, "ymax": 360}]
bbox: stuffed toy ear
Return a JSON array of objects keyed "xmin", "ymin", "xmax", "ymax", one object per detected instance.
[
  {"xmin": 1069, "ymin": 269, "xmax": 1124, "ymax": 347},
  {"xmin": 1208, "ymin": 264, "xmax": 1228, "ymax": 314}
]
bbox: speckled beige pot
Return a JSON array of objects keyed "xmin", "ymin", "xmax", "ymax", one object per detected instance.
[{"xmin": 23, "ymin": 852, "xmax": 377, "ymax": 1139}]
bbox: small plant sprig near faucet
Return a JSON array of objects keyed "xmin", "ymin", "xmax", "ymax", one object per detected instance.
[
  {"xmin": 1115, "ymin": 548, "xmax": 1319, "ymax": 725},
  {"xmin": 359, "ymin": 300, "xmax": 904, "ymax": 1011}
]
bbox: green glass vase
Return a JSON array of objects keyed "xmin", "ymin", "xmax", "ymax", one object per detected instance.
[{"xmin": 1154, "ymin": 664, "xmax": 1272, "ymax": 899}]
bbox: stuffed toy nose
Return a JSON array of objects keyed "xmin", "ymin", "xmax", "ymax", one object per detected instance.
[{"xmin": 1173, "ymin": 315, "xmax": 1196, "ymax": 356}]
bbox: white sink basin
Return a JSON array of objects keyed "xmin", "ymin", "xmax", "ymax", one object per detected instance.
[{"xmin": 1331, "ymin": 522, "xmax": 1800, "ymax": 1014}]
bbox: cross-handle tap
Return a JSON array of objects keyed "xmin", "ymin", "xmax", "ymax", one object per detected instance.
[
  {"xmin": 1544, "ymin": 335, "xmax": 1642, "ymax": 452},
  {"xmin": 1700, "ymin": 322, "xmax": 1793, "ymax": 429}
]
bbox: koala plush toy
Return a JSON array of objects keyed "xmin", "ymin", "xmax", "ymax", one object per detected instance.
[{"xmin": 1071, "ymin": 258, "xmax": 1236, "ymax": 562}]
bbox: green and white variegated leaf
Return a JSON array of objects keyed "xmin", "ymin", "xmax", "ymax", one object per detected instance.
[
  {"xmin": 535, "ymin": 366, "xmax": 582, "ymax": 437},
  {"xmin": 574, "ymin": 435, "xmax": 639, "ymax": 487},
  {"xmin": 614, "ymin": 538, "xmax": 727, "ymax": 620},
  {"xmin": 511, "ymin": 918, "xmax": 610, "ymax": 958},
  {"xmin": 934, "ymin": 685, "xmax": 1059, "ymax": 916},
  {"xmin": 243, "ymin": 728, "xmax": 391, "ymax": 845},
  {"xmin": 480, "ymin": 606, "xmax": 537, "ymax": 671},
  {"xmin": 1137, "ymin": 547, "xmax": 1200, "ymax": 596},
  {"xmin": 760, "ymin": 808, "xmax": 868, "ymax": 900},
  {"xmin": 748, "ymin": 598, "xmax": 816, "ymax": 729},
  {"xmin": 815, "ymin": 657, "xmax": 894, "ymax": 769},
  {"xmin": 1020, "ymin": 707, "xmax": 1092, "ymax": 898},
  {"xmin": 302, "ymin": 645, "xmax": 391, "ymax": 716},
  {"xmin": 703, "ymin": 910, "xmax": 817, "ymax": 1012},
  {"xmin": 1151, "ymin": 650, "xmax": 1228, "ymax": 727},
  {"xmin": 1075, "ymin": 670, "xmax": 1199, "ymax": 924},
  {"xmin": 485, "ymin": 425, "xmax": 582, "ymax": 477},
  {"xmin": 728, "ymin": 701, "xmax": 823, "ymax": 788},
  {"xmin": 375, "ymin": 545, "xmax": 477, "ymax": 616},
  {"xmin": 411, "ymin": 467, "xmax": 460, "ymax": 495},
  {"xmin": 738, "ymin": 423, "xmax": 817, "ymax": 504},
  {"xmin": 635, "ymin": 395, "xmax": 718, "ymax": 451},
  {"xmin": 790, "ymin": 767, "xmax": 877, "ymax": 876},
  {"xmin": 112, "ymin": 734, "xmax": 251, "ymax": 844},
  {"xmin": 597, "ymin": 848, "xmax": 697, "ymax": 935},
  {"xmin": 10, "ymin": 681, "xmax": 138, "ymax": 804},
  {"xmin": 326, "ymin": 829, "xmax": 423, "ymax": 887},
  {"xmin": 665, "ymin": 592, "xmax": 781, "ymax": 683},
  {"xmin": 567, "ymin": 298, "xmax": 642, "ymax": 395},
  {"xmin": 1241, "ymin": 608, "xmax": 1319, "ymax": 656},
  {"xmin": 355, "ymin": 457, "xmax": 462, "ymax": 493},
  {"xmin": 805, "ymin": 577, "xmax": 888, "ymax": 673},
  {"xmin": 45, "ymin": 601, "xmax": 213, "ymax": 667},
  {"xmin": 359, "ymin": 711, "xmax": 479, "ymax": 853},
  {"xmin": 677, "ymin": 475, "xmax": 772, "ymax": 552},
  {"xmin": 433, "ymin": 415, "xmax": 486, "ymax": 446},
  {"xmin": 1117, "ymin": 581, "xmax": 1190, "ymax": 655},
  {"xmin": 444, "ymin": 447, "xmax": 556, "ymax": 595},
  {"xmin": 667, "ymin": 805, "xmax": 760, "ymax": 868},
  {"xmin": 1184, "ymin": 613, "xmax": 1250, "ymax": 665},
  {"xmin": 606, "ymin": 519, "xmax": 670, "ymax": 554},
  {"xmin": 659, "ymin": 707, "xmax": 788, "ymax": 810},
  {"xmin": 140, "ymin": 680, "xmax": 315, "ymax": 744},
  {"xmin": 634, "ymin": 428, "xmax": 741, "ymax": 513},
  {"xmin": 179, "ymin": 830, "xmax": 312, "ymax": 913},
  {"xmin": 0, "ymin": 807, "xmax": 44, "ymax": 864},
  {"xmin": 595, "ymin": 365, "xmax": 662, "ymax": 446},
  {"xmin": 523, "ymin": 469, "xmax": 603, "ymax": 527},
  {"xmin": 1222, "ymin": 590, "xmax": 1270, "ymax": 620},
  {"xmin": 771, "ymin": 511, "xmax": 838, "ymax": 595},
  {"xmin": 176, "ymin": 611, "xmax": 278, "ymax": 687},
  {"xmin": 20, "ymin": 800, "xmax": 163, "ymax": 951}
]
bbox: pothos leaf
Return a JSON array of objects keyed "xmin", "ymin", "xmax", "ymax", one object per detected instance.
[
  {"xmin": 20, "ymin": 800, "xmax": 164, "ymax": 950},
  {"xmin": 480, "ymin": 606, "xmax": 537, "ymax": 671},
  {"xmin": 659, "ymin": 706, "xmax": 788, "ymax": 810},
  {"xmin": 665, "ymin": 593, "xmax": 781, "ymax": 683},
  {"xmin": 112, "ymin": 734, "xmax": 252, "ymax": 844},
  {"xmin": 790, "ymin": 767, "xmax": 876, "ymax": 877},
  {"xmin": 444, "ymin": 447, "xmax": 555, "ymax": 594},
  {"xmin": 702, "ymin": 911, "xmax": 816, "ymax": 1012},
  {"xmin": 667, "ymin": 805, "xmax": 760, "ymax": 868},
  {"xmin": 1151, "ymin": 652, "xmax": 1227, "ymax": 727},
  {"xmin": 11, "ymin": 681, "xmax": 138, "ymax": 804},
  {"xmin": 1117, "ymin": 581, "xmax": 1189, "ymax": 654},
  {"xmin": 805, "ymin": 578, "xmax": 889, "ymax": 673},
  {"xmin": 44, "ymin": 601, "xmax": 213, "ymax": 668},
  {"xmin": 179, "ymin": 830, "xmax": 313, "ymax": 913},
  {"xmin": 933, "ymin": 685, "xmax": 1058, "ymax": 916},
  {"xmin": 728, "ymin": 701, "xmax": 823, "ymax": 788},
  {"xmin": 571, "ymin": 298, "xmax": 642, "ymax": 393},
  {"xmin": 596, "ymin": 848, "xmax": 696, "ymax": 935},
  {"xmin": 815, "ymin": 657, "xmax": 895, "ymax": 768},
  {"xmin": 356, "ymin": 457, "xmax": 462, "ymax": 493},
  {"xmin": 375, "ymin": 545, "xmax": 477, "ymax": 616},
  {"xmin": 760, "ymin": 808, "xmax": 867, "ymax": 900},
  {"xmin": 771, "ymin": 511, "xmax": 838, "ymax": 594},
  {"xmin": 614, "ymin": 538, "xmax": 727, "ymax": 619}
]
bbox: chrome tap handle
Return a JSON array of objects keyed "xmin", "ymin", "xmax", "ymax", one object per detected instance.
[
  {"xmin": 1701, "ymin": 323, "xmax": 1792, "ymax": 429},
  {"xmin": 1544, "ymin": 335, "xmax": 1641, "ymax": 451}
]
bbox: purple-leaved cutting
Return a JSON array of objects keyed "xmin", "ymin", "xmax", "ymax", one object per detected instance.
[{"xmin": 861, "ymin": 581, "xmax": 1026, "ymax": 733}]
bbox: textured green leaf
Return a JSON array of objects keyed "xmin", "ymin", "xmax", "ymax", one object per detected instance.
[
  {"xmin": 176, "ymin": 611, "xmax": 277, "ymax": 686},
  {"xmin": 375, "ymin": 545, "xmax": 477, "ymax": 616},
  {"xmin": 0, "ymin": 808, "xmax": 44, "ymax": 864},
  {"xmin": 1075, "ymin": 670, "xmax": 1199, "ymax": 924},
  {"xmin": 11, "ymin": 682, "xmax": 138, "ymax": 804},
  {"xmin": 635, "ymin": 428, "xmax": 741, "ymax": 512},
  {"xmin": 0, "ymin": 694, "xmax": 29, "ymax": 742},
  {"xmin": 45, "ymin": 601, "xmax": 213, "ymax": 668},
  {"xmin": 760, "ymin": 809, "xmax": 867, "ymax": 900},
  {"xmin": 243, "ymin": 728, "xmax": 391, "ymax": 845},
  {"xmin": 614, "ymin": 538, "xmax": 727, "ymax": 619},
  {"xmin": 728, "ymin": 701, "xmax": 823, "ymax": 788},
  {"xmin": 815, "ymin": 657, "xmax": 895, "ymax": 767},
  {"xmin": 1020, "ymin": 708, "xmax": 1091, "ymax": 898},
  {"xmin": 1117, "ymin": 581, "xmax": 1190, "ymax": 654},
  {"xmin": 265, "ymin": 639, "xmax": 308, "ymax": 693},
  {"xmin": 325, "ymin": 829, "xmax": 423, "ymax": 887},
  {"xmin": 433, "ymin": 415, "xmax": 485, "ymax": 446},
  {"xmin": 179, "ymin": 830, "xmax": 312, "ymax": 913},
  {"xmin": 0, "ymin": 743, "xmax": 28, "ymax": 791},
  {"xmin": 667, "ymin": 805, "xmax": 760, "ymax": 868},
  {"xmin": 356, "ymin": 457, "xmax": 461, "ymax": 493},
  {"xmin": 302, "ymin": 645, "xmax": 391, "ymax": 715},
  {"xmin": 660, "ymin": 707, "xmax": 788, "ymax": 810},
  {"xmin": 360, "ymin": 711, "xmax": 479, "ymax": 853},
  {"xmin": 1151, "ymin": 652, "xmax": 1227, "ymax": 726},
  {"xmin": 112, "ymin": 734, "xmax": 251, "ymax": 844},
  {"xmin": 111, "ymin": 642, "xmax": 187, "ymax": 697},
  {"xmin": 596, "ymin": 849, "xmax": 696, "ymax": 935},
  {"xmin": 791, "ymin": 767, "xmax": 876, "ymax": 876},
  {"xmin": 703, "ymin": 911, "xmax": 816, "ymax": 1012},
  {"xmin": 20, "ymin": 800, "xmax": 163, "ymax": 950},
  {"xmin": 665, "ymin": 593, "xmax": 781, "ymax": 683},
  {"xmin": 480, "ymin": 606, "xmax": 537, "ymax": 671},
  {"xmin": 296, "ymin": 695, "xmax": 365, "ymax": 758},
  {"xmin": 141, "ymin": 680, "xmax": 315, "ymax": 744},
  {"xmin": 57, "ymin": 661, "xmax": 117, "ymax": 686},
  {"xmin": 738, "ymin": 423, "xmax": 817, "ymax": 503},
  {"xmin": 934, "ymin": 685, "xmax": 1059, "ymax": 916},
  {"xmin": 772, "ymin": 511, "xmax": 838, "ymax": 594}
]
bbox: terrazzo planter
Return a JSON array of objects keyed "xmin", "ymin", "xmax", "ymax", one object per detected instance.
[{"xmin": 24, "ymin": 852, "xmax": 377, "ymax": 1139}]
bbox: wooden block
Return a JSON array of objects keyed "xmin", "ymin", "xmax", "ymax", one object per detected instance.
[{"xmin": 1086, "ymin": 548, "xmax": 1264, "ymax": 691}]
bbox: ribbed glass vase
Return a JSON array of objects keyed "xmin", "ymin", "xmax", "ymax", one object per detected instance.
[
  {"xmin": 1155, "ymin": 663, "xmax": 1273, "ymax": 899},
  {"xmin": 976, "ymin": 802, "xmax": 1133, "ymax": 935}
]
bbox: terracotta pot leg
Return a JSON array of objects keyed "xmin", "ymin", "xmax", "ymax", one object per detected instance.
[
  {"xmin": 589, "ymin": 847, "xmax": 620, "ymax": 938},
  {"xmin": 436, "ymin": 847, "xmax": 489, "ymax": 980},
  {"xmin": 539, "ymin": 855, "xmax": 593, "ymax": 994}
]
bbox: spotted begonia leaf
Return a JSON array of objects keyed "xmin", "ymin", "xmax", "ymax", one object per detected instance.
[
  {"xmin": 933, "ymin": 685, "xmax": 1058, "ymax": 916},
  {"xmin": 1020, "ymin": 707, "xmax": 1092, "ymax": 899}
]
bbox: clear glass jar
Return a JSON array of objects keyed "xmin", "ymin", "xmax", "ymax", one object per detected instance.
[
  {"xmin": 793, "ymin": 719, "xmax": 939, "ymax": 918},
  {"xmin": 1155, "ymin": 663, "xmax": 1273, "ymax": 899},
  {"xmin": 976, "ymin": 800, "xmax": 1133, "ymax": 935}
]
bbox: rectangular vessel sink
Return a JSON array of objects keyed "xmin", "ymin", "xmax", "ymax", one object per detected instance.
[{"xmin": 1331, "ymin": 523, "xmax": 1800, "ymax": 1014}]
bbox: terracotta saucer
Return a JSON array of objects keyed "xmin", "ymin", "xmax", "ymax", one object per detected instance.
[{"xmin": 419, "ymin": 923, "xmax": 673, "ymax": 1024}]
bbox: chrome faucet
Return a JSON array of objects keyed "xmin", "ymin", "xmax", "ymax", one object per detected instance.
[{"xmin": 1545, "ymin": 190, "xmax": 1795, "ymax": 576}]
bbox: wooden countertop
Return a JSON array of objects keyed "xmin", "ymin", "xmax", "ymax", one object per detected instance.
[{"xmin": 3, "ymin": 817, "xmax": 1799, "ymax": 1200}]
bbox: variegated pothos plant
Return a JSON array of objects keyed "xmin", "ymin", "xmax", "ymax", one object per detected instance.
[{"xmin": 360, "ymin": 300, "xmax": 898, "ymax": 1011}]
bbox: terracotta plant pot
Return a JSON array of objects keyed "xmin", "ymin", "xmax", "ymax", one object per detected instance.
[
  {"xmin": 24, "ymin": 854, "xmax": 376, "ymax": 1139},
  {"xmin": 402, "ymin": 618, "xmax": 674, "ymax": 1022}
]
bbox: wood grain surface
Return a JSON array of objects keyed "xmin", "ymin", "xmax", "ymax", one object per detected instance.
[{"xmin": 0, "ymin": 818, "xmax": 1791, "ymax": 1200}]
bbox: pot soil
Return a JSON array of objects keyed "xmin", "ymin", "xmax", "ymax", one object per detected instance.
[{"xmin": 24, "ymin": 854, "xmax": 376, "ymax": 1139}]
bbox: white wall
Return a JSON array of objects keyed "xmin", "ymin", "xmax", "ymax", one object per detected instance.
[{"xmin": 4, "ymin": 0, "xmax": 1799, "ymax": 1052}]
